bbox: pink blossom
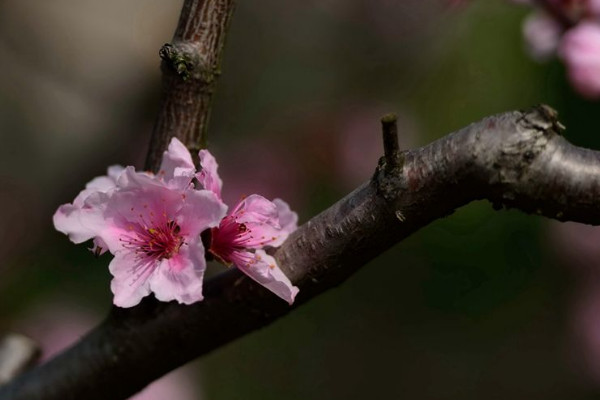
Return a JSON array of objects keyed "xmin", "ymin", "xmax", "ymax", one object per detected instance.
[
  {"xmin": 197, "ymin": 149, "xmax": 223, "ymax": 199},
  {"xmin": 523, "ymin": 12, "xmax": 563, "ymax": 61},
  {"xmin": 156, "ymin": 137, "xmax": 197, "ymax": 190},
  {"xmin": 198, "ymin": 151, "xmax": 299, "ymax": 304},
  {"xmin": 559, "ymin": 22, "xmax": 600, "ymax": 98},
  {"xmin": 53, "ymin": 138, "xmax": 227, "ymax": 307},
  {"xmin": 549, "ymin": 222, "xmax": 600, "ymax": 385}
]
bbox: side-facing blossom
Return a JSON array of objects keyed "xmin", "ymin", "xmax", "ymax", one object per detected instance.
[
  {"xmin": 53, "ymin": 138, "xmax": 227, "ymax": 307},
  {"xmin": 198, "ymin": 150, "xmax": 299, "ymax": 304}
]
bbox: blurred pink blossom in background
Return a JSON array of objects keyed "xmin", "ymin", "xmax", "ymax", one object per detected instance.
[
  {"xmin": 550, "ymin": 222, "xmax": 600, "ymax": 386},
  {"xmin": 523, "ymin": 12, "xmax": 562, "ymax": 61},
  {"xmin": 559, "ymin": 22, "xmax": 600, "ymax": 98},
  {"xmin": 451, "ymin": 0, "xmax": 600, "ymax": 98}
]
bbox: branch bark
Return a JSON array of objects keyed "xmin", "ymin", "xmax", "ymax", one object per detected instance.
[
  {"xmin": 2, "ymin": 105, "xmax": 600, "ymax": 399},
  {"xmin": 144, "ymin": 0, "xmax": 236, "ymax": 172}
]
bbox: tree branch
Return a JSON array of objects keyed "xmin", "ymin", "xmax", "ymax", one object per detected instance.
[
  {"xmin": 2, "ymin": 105, "xmax": 600, "ymax": 399},
  {"xmin": 144, "ymin": 0, "xmax": 236, "ymax": 172}
]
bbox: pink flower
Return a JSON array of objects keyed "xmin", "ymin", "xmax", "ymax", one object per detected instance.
[
  {"xmin": 523, "ymin": 12, "xmax": 563, "ymax": 61},
  {"xmin": 198, "ymin": 151, "xmax": 299, "ymax": 304},
  {"xmin": 559, "ymin": 22, "xmax": 600, "ymax": 98},
  {"xmin": 53, "ymin": 138, "xmax": 227, "ymax": 307}
]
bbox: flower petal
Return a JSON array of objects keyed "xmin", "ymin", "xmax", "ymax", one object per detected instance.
[
  {"xmin": 158, "ymin": 138, "xmax": 196, "ymax": 185},
  {"xmin": 53, "ymin": 192, "xmax": 111, "ymax": 245},
  {"xmin": 109, "ymin": 251, "xmax": 154, "ymax": 308},
  {"xmin": 177, "ymin": 189, "xmax": 227, "ymax": 238},
  {"xmin": 69, "ymin": 165, "xmax": 123, "ymax": 207},
  {"xmin": 54, "ymin": 166, "xmax": 125, "ymax": 246},
  {"xmin": 116, "ymin": 166, "xmax": 167, "ymax": 191},
  {"xmin": 232, "ymin": 194, "xmax": 279, "ymax": 226},
  {"xmin": 234, "ymin": 195, "xmax": 298, "ymax": 248},
  {"xmin": 197, "ymin": 149, "xmax": 223, "ymax": 199},
  {"xmin": 270, "ymin": 198, "xmax": 298, "ymax": 246},
  {"xmin": 235, "ymin": 250, "xmax": 298, "ymax": 305},
  {"xmin": 559, "ymin": 22, "xmax": 600, "ymax": 99},
  {"xmin": 96, "ymin": 181, "xmax": 185, "ymax": 253},
  {"xmin": 149, "ymin": 239, "xmax": 206, "ymax": 304}
]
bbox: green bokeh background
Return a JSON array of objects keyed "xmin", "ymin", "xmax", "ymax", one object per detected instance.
[{"xmin": 0, "ymin": 1, "xmax": 599, "ymax": 399}]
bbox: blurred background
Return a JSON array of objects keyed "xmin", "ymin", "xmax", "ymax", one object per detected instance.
[{"xmin": 0, "ymin": 0, "xmax": 599, "ymax": 398}]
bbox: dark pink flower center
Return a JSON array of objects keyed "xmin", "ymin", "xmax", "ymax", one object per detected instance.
[
  {"xmin": 209, "ymin": 215, "xmax": 252, "ymax": 265},
  {"xmin": 120, "ymin": 220, "xmax": 184, "ymax": 261}
]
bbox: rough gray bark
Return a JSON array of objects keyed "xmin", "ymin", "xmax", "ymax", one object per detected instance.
[
  {"xmin": 2, "ymin": 105, "xmax": 600, "ymax": 400},
  {"xmin": 144, "ymin": 0, "xmax": 235, "ymax": 171}
]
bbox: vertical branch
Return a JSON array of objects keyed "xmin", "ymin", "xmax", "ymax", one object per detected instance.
[{"xmin": 144, "ymin": 0, "xmax": 236, "ymax": 172}]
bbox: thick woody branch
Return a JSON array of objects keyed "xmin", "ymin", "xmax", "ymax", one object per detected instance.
[
  {"xmin": 2, "ymin": 105, "xmax": 600, "ymax": 400},
  {"xmin": 144, "ymin": 0, "xmax": 236, "ymax": 172}
]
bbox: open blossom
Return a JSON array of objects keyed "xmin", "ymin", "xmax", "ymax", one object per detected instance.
[
  {"xmin": 198, "ymin": 150, "xmax": 299, "ymax": 304},
  {"xmin": 53, "ymin": 138, "xmax": 226, "ymax": 307}
]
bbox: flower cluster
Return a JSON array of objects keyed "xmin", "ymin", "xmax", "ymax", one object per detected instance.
[
  {"xmin": 53, "ymin": 138, "xmax": 299, "ymax": 307},
  {"xmin": 516, "ymin": 0, "xmax": 600, "ymax": 98},
  {"xmin": 450, "ymin": 0, "xmax": 600, "ymax": 99}
]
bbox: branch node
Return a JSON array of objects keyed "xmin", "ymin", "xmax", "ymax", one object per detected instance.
[
  {"xmin": 529, "ymin": 104, "xmax": 564, "ymax": 134},
  {"xmin": 160, "ymin": 42, "xmax": 216, "ymax": 84},
  {"xmin": 159, "ymin": 43, "xmax": 195, "ymax": 81},
  {"xmin": 381, "ymin": 113, "xmax": 403, "ymax": 172}
]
